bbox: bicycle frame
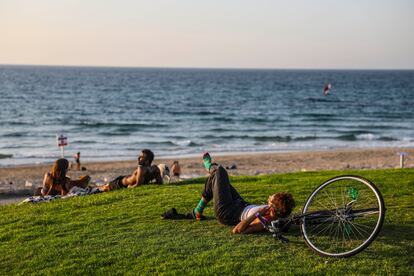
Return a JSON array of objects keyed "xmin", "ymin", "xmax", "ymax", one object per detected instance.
[
  {"xmin": 257, "ymin": 175, "xmax": 385, "ymax": 257},
  {"xmin": 257, "ymin": 206, "xmax": 381, "ymax": 244}
]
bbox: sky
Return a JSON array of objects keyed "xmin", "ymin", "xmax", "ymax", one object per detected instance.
[{"xmin": 0, "ymin": 0, "xmax": 413, "ymax": 69}]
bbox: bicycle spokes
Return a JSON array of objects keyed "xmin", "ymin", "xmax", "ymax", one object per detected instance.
[{"xmin": 301, "ymin": 176, "xmax": 384, "ymax": 257}]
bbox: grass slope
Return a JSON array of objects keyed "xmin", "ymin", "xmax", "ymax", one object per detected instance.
[{"xmin": 0, "ymin": 169, "xmax": 413, "ymax": 275}]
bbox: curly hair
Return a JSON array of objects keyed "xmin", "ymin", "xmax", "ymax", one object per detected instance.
[{"xmin": 268, "ymin": 192, "xmax": 295, "ymax": 218}]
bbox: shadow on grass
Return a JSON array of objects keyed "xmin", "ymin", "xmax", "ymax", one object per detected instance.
[
  {"xmin": 269, "ymin": 224, "xmax": 304, "ymax": 245},
  {"xmin": 358, "ymin": 223, "xmax": 414, "ymax": 262},
  {"xmin": 380, "ymin": 223, "xmax": 413, "ymax": 240},
  {"xmin": 257, "ymin": 221, "xmax": 414, "ymax": 250},
  {"xmin": 165, "ymin": 177, "xmax": 206, "ymax": 186}
]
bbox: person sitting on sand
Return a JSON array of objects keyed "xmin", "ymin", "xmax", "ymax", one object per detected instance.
[
  {"xmin": 191, "ymin": 152, "xmax": 295, "ymax": 234},
  {"xmin": 41, "ymin": 158, "xmax": 91, "ymax": 196},
  {"xmin": 99, "ymin": 149, "xmax": 162, "ymax": 191},
  {"xmin": 171, "ymin": 160, "xmax": 181, "ymax": 178}
]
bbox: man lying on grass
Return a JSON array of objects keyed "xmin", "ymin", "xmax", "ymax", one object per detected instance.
[
  {"xmin": 192, "ymin": 153, "xmax": 295, "ymax": 234},
  {"xmin": 100, "ymin": 149, "xmax": 163, "ymax": 191}
]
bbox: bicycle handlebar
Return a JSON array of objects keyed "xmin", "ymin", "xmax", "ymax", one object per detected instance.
[
  {"xmin": 256, "ymin": 212, "xmax": 290, "ymax": 244},
  {"xmin": 255, "ymin": 212, "xmax": 270, "ymax": 227}
]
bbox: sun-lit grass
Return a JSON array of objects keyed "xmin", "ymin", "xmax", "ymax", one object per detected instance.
[{"xmin": 0, "ymin": 169, "xmax": 413, "ymax": 275}]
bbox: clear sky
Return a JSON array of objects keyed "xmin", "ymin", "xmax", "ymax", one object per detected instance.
[{"xmin": 1, "ymin": 0, "xmax": 413, "ymax": 69}]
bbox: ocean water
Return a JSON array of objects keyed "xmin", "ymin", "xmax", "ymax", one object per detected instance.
[{"xmin": 0, "ymin": 65, "xmax": 413, "ymax": 166}]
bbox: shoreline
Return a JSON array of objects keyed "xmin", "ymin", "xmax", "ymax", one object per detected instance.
[
  {"xmin": 1, "ymin": 147, "xmax": 413, "ymax": 205},
  {"xmin": 0, "ymin": 146, "xmax": 410, "ymax": 168}
]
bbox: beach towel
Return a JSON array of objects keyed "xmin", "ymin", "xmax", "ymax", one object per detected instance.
[
  {"xmin": 62, "ymin": 186, "xmax": 101, "ymax": 198},
  {"xmin": 19, "ymin": 186, "xmax": 101, "ymax": 205},
  {"xmin": 18, "ymin": 195, "xmax": 61, "ymax": 205}
]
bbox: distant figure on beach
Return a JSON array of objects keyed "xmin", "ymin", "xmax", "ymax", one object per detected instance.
[
  {"xmin": 74, "ymin": 152, "xmax": 81, "ymax": 171},
  {"xmin": 189, "ymin": 152, "xmax": 295, "ymax": 234},
  {"xmin": 171, "ymin": 160, "xmax": 181, "ymax": 178},
  {"xmin": 40, "ymin": 158, "xmax": 91, "ymax": 196},
  {"xmin": 99, "ymin": 149, "xmax": 162, "ymax": 191}
]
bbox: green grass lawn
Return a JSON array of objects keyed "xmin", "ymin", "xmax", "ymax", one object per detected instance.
[{"xmin": 1, "ymin": 169, "xmax": 413, "ymax": 275}]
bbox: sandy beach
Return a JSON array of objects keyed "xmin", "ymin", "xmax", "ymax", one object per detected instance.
[{"xmin": 1, "ymin": 147, "xmax": 413, "ymax": 205}]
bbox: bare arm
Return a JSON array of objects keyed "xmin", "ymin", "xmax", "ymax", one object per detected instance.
[
  {"xmin": 61, "ymin": 178, "xmax": 71, "ymax": 195},
  {"xmin": 42, "ymin": 173, "xmax": 53, "ymax": 196},
  {"xmin": 232, "ymin": 206, "xmax": 269, "ymax": 234},
  {"xmin": 69, "ymin": 175, "xmax": 91, "ymax": 189},
  {"xmin": 60, "ymin": 185, "xmax": 68, "ymax": 196},
  {"xmin": 46, "ymin": 183, "xmax": 66, "ymax": 196},
  {"xmin": 127, "ymin": 167, "xmax": 146, "ymax": 188}
]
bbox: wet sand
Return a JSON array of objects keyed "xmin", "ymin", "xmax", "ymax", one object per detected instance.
[{"xmin": 1, "ymin": 147, "xmax": 413, "ymax": 205}]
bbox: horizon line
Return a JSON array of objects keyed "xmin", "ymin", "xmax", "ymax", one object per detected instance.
[{"xmin": 1, "ymin": 63, "xmax": 413, "ymax": 71}]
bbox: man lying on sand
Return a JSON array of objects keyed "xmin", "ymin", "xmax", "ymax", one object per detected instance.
[
  {"xmin": 191, "ymin": 152, "xmax": 295, "ymax": 234},
  {"xmin": 100, "ymin": 149, "xmax": 162, "ymax": 191}
]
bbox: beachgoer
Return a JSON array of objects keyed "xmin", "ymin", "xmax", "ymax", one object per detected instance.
[
  {"xmin": 192, "ymin": 153, "xmax": 295, "ymax": 234},
  {"xmin": 171, "ymin": 160, "xmax": 181, "ymax": 178},
  {"xmin": 323, "ymin": 83, "xmax": 332, "ymax": 95},
  {"xmin": 158, "ymin": 164, "xmax": 170, "ymax": 182},
  {"xmin": 100, "ymin": 149, "xmax": 162, "ymax": 191},
  {"xmin": 74, "ymin": 152, "xmax": 81, "ymax": 171},
  {"xmin": 41, "ymin": 158, "xmax": 91, "ymax": 196}
]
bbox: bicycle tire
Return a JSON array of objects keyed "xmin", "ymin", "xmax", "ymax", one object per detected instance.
[{"xmin": 301, "ymin": 175, "xmax": 385, "ymax": 257}]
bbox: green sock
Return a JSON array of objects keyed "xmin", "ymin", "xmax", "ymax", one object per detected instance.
[
  {"xmin": 203, "ymin": 153, "xmax": 212, "ymax": 170},
  {"xmin": 194, "ymin": 198, "xmax": 207, "ymax": 215}
]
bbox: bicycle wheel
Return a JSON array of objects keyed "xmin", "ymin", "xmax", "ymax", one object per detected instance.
[{"xmin": 301, "ymin": 175, "xmax": 385, "ymax": 257}]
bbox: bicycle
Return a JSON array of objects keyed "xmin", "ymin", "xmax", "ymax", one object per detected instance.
[{"xmin": 256, "ymin": 175, "xmax": 386, "ymax": 257}]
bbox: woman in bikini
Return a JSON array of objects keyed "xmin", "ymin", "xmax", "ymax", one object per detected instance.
[{"xmin": 41, "ymin": 158, "xmax": 90, "ymax": 196}]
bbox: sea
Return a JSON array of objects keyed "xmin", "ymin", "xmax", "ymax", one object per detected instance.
[{"xmin": 0, "ymin": 65, "xmax": 413, "ymax": 166}]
